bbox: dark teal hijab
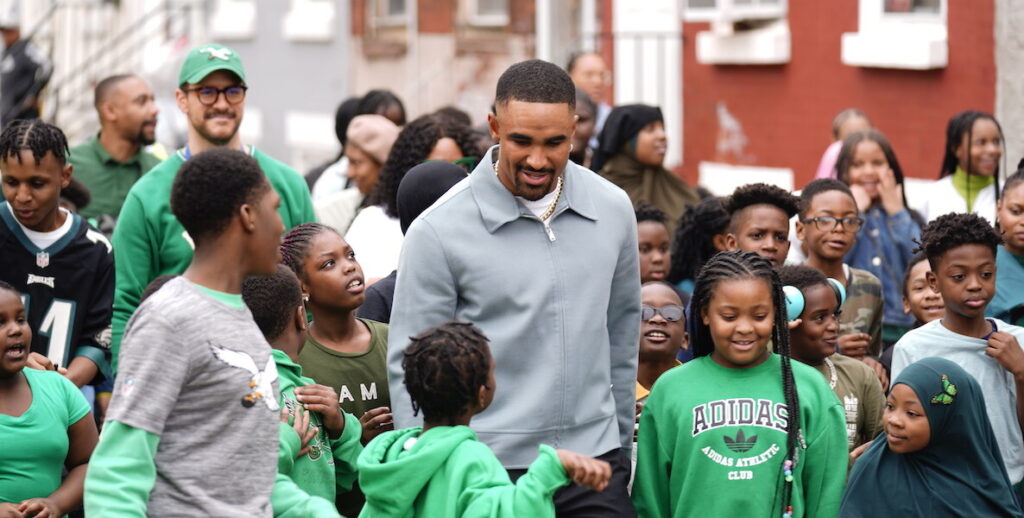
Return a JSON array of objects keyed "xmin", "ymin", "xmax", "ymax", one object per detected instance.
[{"xmin": 839, "ymin": 357, "xmax": 1024, "ymax": 517}]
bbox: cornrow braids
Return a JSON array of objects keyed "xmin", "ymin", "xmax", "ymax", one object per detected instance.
[
  {"xmin": 690, "ymin": 250, "xmax": 801, "ymax": 517},
  {"xmin": 0, "ymin": 119, "xmax": 70, "ymax": 166},
  {"xmin": 916, "ymin": 212, "xmax": 1002, "ymax": 270},
  {"xmin": 668, "ymin": 197, "xmax": 729, "ymax": 285},
  {"xmin": 279, "ymin": 223, "xmax": 337, "ymax": 278},
  {"xmin": 402, "ymin": 321, "xmax": 492, "ymax": 423},
  {"xmin": 365, "ymin": 115, "xmax": 480, "ymax": 218}
]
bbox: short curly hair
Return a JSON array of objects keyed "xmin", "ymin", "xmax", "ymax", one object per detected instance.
[
  {"xmin": 402, "ymin": 321, "xmax": 492, "ymax": 423},
  {"xmin": 917, "ymin": 213, "xmax": 1002, "ymax": 270},
  {"xmin": 170, "ymin": 148, "xmax": 268, "ymax": 246},
  {"xmin": 242, "ymin": 264, "xmax": 302, "ymax": 341},
  {"xmin": 799, "ymin": 178, "xmax": 855, "ymax": 218},
  {"xmin": 495, "ymin": 59, "xmax": 575, "ymax": 110},
  {"xmin": 635, "ymin": 201, "xmax": 668, "ymax": 226},
  {"xmin": 365, "ymin": 115, "xmax": 480, "ymax": 218},
  {"xmin": 724, "ymin": 183, "xmax": 799, "ymax": 232}
]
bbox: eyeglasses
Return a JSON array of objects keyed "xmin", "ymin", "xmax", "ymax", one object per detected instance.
[
  {"xmin": 184, "ymin": 85, "xmax": 248, "ymax": 106},
  {"xmin": 800, "ymin": 216, "xmax": 864, "ymax": 233},
  {"xmin": 641, "ymin": 304, "xmax": 685, "ymax": 322}
]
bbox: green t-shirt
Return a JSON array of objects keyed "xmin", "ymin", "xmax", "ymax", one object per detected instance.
[
  {"xmin": 0, "ymin": 368, "xmax": 90, "ymax": 505},
  {"xmin": 298, "ymin": 318, "xmax": 390, "ymax": 418},
  {"xmin": 812, "ymin": 354, "xmax": 885, "ymax": 451},
  {"xmin": 632, "ymin": 354, "xmax": 848, "ymax": 518},
  {"xmin": 68, "ymin": 134, "xmax": 162, "ymax": 221},
  {"xmin": 109, "ymin": 146, "xmax": 316, "ymax": 374}
]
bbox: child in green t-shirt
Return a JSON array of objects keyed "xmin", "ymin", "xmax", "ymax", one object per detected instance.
[
  {"xmin": 633, "ymin": 250, "xmax": 847, "ymax": 518},
  {"xmin": 0, "ymin": 280, "xmax": 98, "ymax": 517},
  {"xmin": 358, "ymin": 321, "xmax": 611, "ymax": 517}
]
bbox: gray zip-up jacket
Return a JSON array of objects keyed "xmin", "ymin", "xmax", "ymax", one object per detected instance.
[{"xmin": 388, "ymin": 146, "xmax": 641, "ymax": 468}]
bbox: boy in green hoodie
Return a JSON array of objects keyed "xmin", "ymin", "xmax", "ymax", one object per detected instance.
[
  {"xmin": 242, "ymin": 264, "xmax": 364, "ymax": 517},
  {"xmin": 357, "ymin": 322, "xmax": 612, "ymax": 518}
]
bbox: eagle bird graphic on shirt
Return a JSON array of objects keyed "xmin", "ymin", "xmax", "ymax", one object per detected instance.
[{"xmin": 211, "ymin": 346, "xmax": 280, "ymax": 410}]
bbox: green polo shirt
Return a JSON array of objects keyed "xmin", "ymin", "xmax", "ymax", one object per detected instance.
[{"xmin": 69, "ymin": 133, "xmax": 162, "ymax": 220}]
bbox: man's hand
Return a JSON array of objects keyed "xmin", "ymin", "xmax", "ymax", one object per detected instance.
[
  {"xmin": 359, "ymin": 406, "xmax": 394, "ymax": 443},
  {"xmin": 25, "ymin": 353, "xmax": 67, "ymax": 376},
  {"xmin": 556, "ymin": 450, "xmax": 612, "ymax": 492},
  {"xmin": 838, "ymin": 333, "xmax": 871, "ymax": 359},
  {"xmin": 295, "ymin": 384, "xmax": 345, "ymax": 440},
  {"xmin": 988, "ymin": 332, "xmax": 1024, "ymax": 380}
]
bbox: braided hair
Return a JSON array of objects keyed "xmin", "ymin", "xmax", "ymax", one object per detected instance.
[
  {"xmin": 402, "ymin": 321, "xmax": 493, "ymax": 423},
  {"xmin": 279, "ymin": 223, "xmax": 337, "ymax": 279},
  {"xmin": 939, "ymin": 111, "xmax": 1005, "ymax": 220},
  {"xmin": 668, "ymin": 197, "xmax": 729, "ymax": 285},
  {"xmin": 0, "ymin": 119, "xmax": 70, "ymax": 166},
  {"xmin": 364, "ymin": 115, "xmax": 480, "ymax": 218},
  {"xmin": 690, "ymin": 250, "xmax": 801, "ymax": 517}
]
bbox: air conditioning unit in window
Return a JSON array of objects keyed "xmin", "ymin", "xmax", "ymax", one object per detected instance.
[{"xmin": 685, "ymin": 0, "xmax": 790, "ymax": 64}]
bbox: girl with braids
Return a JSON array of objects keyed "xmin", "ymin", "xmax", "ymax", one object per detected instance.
[
  {"xmin": 632, "ymin": 250, "xmax": 847, "ymax": 518},
  {"xmin": 280, "ymin": 222, "xmax": 392, "ymax": 517},
  {"xmin": 919, "ymin": 110, "xmax": 1004, "ymax": 223},
  {"xmin": 345, "ymin": 114, "xmax": 480, "ymax": 281},
  {"xmin": 357, "ymin": 321, "xmax": 612, "ymax": 518},
  {"xmin": 667, "ymin": 196, "xmax": 730, "ymax": 294}
]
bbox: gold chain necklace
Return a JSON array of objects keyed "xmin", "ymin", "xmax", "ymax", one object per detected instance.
[{"xmin": 493, "ymin": 155, "xmax": 564, "ymax": 222}]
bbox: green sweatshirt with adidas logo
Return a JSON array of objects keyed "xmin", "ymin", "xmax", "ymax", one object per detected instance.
[{"xmin": 632, "ymin": 354, "xmax": 848, "ymax": 518}]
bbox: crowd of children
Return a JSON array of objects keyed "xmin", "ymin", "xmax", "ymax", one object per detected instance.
[{"xmin": 5, "ymin": 44, "xmax": 1024, "ymax": 518}]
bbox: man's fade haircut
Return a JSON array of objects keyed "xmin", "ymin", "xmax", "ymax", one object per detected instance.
[
  {"xmin": 403, "ymin": 321, "xmax": 492, "ymax": 422},
  {"xmin": 916, "ymin": 212, "xmax": 1002, "ymax": 270},
  {"xmin": 495, "ymin": 59, "xmax": 575, "ymax": 111},
  {"xmin": 170, "ymin": 148, "xmax": 268, "ymax": 247},
  {"xmin": 94, "ymin": 74, "xmax": 136, "ymax": 111},
  {"xmin": 242, "ymin": 264, "xmax": 303, "ymax": 342},
  {"xmin": 724, "ymin": 183, "xmax": 799, "ymax": 231},
  {"xmin": 799, "ymin": 178, "xmax": 855, "ymax": 218}
]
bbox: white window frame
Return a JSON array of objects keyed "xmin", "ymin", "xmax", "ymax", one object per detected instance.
[
  {"xmin": 467, "ymin": 0, "xmax": 508, "ymax": 27},
  {"xmin": 841, "ymin": 0, "xmax": 948, "ymax": 69},
  {"xmin": 681, "ymin": 0, "xmax": 790, "ymax": 65},
  {"xmin": 282, "ymin": 0, "xmax": 336, "ymax": 42},
  {"xmin": 683, "ymin": 0, "xmax": 787, "ymax": 24},
  {"xmin": 372, "ymin": 0, "xmax": 407, "ymax": 27}
]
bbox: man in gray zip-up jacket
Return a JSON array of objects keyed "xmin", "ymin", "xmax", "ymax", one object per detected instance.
[{"xmin": 387, "ymin": 59, "xmax": 641, "ymax": 515}]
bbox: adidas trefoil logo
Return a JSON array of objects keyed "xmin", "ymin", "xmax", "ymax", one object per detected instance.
[{"xmin": 723, "ymin": 429, "xmax": 758, "ymax": 453}]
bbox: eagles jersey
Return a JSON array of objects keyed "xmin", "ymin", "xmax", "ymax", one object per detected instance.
[{"xmin": 0, "ymin": 202, "xmax": 114, "ymax": 379}]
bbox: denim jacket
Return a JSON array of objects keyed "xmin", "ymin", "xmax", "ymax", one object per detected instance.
[{"xmin": 846, "ymin": 205, "xmax": 921, "ymax": 328}]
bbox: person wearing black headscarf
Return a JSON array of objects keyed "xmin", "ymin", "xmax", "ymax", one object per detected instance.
[
  {"xmin": 355, "ymin": 161, "xmax": 468, "ymax": 323},
  {"xmin": 592, "ymin": 104, "xmax": 699, "ymax": 234},
  {"xmin": 840, "ymin": 357, "xmax": 1024, "ymax": 517}
]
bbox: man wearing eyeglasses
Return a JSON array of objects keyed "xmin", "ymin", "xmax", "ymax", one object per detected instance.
[{"xmin": 108, "ymin": 44, "xmax": 316, "ymax": 374}]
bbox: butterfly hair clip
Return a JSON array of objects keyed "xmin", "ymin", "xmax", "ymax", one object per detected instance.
[{"xmin": 930, "ymin": 374, "xmax": 957, "ymax": 405}]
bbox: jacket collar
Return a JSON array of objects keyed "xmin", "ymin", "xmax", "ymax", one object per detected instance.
[{"xmin": 470, "ymin": 145, "xmax": 598, "ymax": 234}]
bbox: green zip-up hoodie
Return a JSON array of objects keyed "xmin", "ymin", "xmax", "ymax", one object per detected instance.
[
  {"xmin": 357, "ymin": 426, "xmax": 569, "ymax": 518},
  {"xmin": 110, "ymin": 146, "xmax": 316, "ymax": 374},
  {"xmin": 273, "ymin": 349, "xmax": 362, "ymax": 516}
]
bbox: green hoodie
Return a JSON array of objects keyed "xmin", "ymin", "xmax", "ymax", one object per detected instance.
[
  {"xmin": 273, "ymin": 349, "xmax": 363, "ymax": 517},
  {"xmin": 357, "ymin": 426, "xmax": 569, "ymax": 518}
]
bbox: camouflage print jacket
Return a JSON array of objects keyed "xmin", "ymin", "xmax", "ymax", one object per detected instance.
[{"xmin": 838, "ymin": 265, "xmax": 884, "ymax": 357}]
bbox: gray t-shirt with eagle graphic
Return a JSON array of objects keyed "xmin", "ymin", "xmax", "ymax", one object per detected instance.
[{"xmin": 107, "ymin": 277, "xmax": 280, "ymax": 516}]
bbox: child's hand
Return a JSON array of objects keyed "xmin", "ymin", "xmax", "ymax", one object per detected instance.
[
  {"xmin": 295, "ymin": 384, "xmax": 345, "ymax": 439},
  {"xmin": 849, "ymin": 439, "xmax": 873, "ymax": 465},
  {"xmin": 987, "ymin": 332, "xmax": 1024, "ymax": 379},
  {"xmin": 0, "ymin": 502, "xmax": 24, "ymax": 518},
  {"xmin": 17, "ymin": 497, "xmax": 59, "ymax": 518},
  {"xmin": 861, "ymin": 357, "xmax": 889, "ymax": 392},
  {"xmin": 555, "ymin": 450, "xmax": 612, "ymax": 492},
  {"xmin": 281, "ymin": 407, "xmax": 318, "ymax": 458},
  {"xmin": 838, "ymin": 333, "xmax": 871, "ymax": 359},
  {"xmin": 849, "ymin": 184, "xmax": 872, "ymax": 213},
  {"xmin": 878, "ymin": 167, "xmax": 906, "ymax": 216},
  {"xmin": 359, "ymin": 407, "xmax": 394, "ymax": 443}
]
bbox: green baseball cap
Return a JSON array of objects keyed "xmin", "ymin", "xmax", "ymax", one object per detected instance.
[{"xmin": 178, "ymin": 44, "xmax": 246, "ymax": 86}]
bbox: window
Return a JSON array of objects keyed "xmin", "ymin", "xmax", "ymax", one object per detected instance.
[
  {"xmin": 468, "ymin": 0, "xmax": 508, "ymax": 26},
  {"xmin": 373, "ymin": 0, "xmax": 406, "ymax": 26},
  {"xmin": 841, "ymin": 0, "xmax": 947, "ymax": 69},
  {"xmin": 682, "ymin": 0, "xmax": 790, "ymax": 65}
]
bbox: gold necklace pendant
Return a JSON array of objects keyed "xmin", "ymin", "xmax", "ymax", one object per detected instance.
[{"xmin": 494, "ymin": 154, "xmax": 564, "ymax": 222}]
